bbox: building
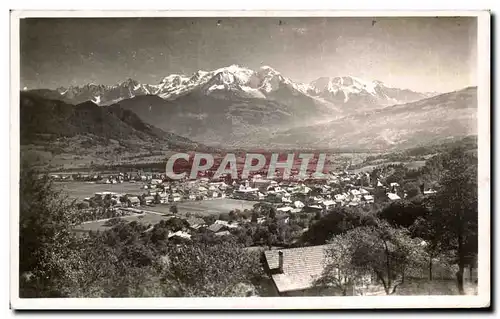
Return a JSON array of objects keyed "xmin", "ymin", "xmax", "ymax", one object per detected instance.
[
  {"xmin": 233, "ymin": 185, "xmax": 259, "ymax": 200},
  {"xmin": 263, "ymin": 245, "xmax": 338, "ymax": 296},
  {"xmin": 264, "ymin": 245, "xmax": 374, "ymax": 296},
  {"xmin": 167, "ymin": 230, "xmax": 192, "ymax": 240},
  {"xmin": 128, "ymin": 197, "xmax": 140, "ymax": 207},
  {"xmin": 423, "ymin": 189, "xmax": 437, "ymax": 195},
  {"xmin": 387, "ymin": 193, "xmax": 401, "ymax": 201},
  {"xmin": 363, "ymin": 194, "xmax": 375, "ymax": 203}
]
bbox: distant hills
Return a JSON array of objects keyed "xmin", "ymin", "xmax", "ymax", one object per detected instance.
[
  {"xmin": 20, "ymin": 92, "xmax": 215, "ymax": 170},
  {"xmin": 268, "ymin": 86, "xmax": 478, "ymax": 151}
]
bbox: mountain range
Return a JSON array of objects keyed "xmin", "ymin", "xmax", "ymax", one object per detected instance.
[
  {"xmin": 24, "ymin": 64, "xmax": 476, "ymax": 151},
  {"xmin": 27, "ymin": 65, "xmax": 434, "ymax": 109}
]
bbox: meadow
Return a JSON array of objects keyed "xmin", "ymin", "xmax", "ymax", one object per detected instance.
[{"xmin": 55, "ymin": 181, "xmax": 146, "ymax": 200}]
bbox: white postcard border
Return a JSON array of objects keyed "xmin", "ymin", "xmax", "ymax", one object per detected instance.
[{"xmin": 9, "ymin": 10, "xmax": 491, "ymax": 310}]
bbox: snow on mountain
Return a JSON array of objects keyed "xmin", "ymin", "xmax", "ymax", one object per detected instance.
[
  {"xmin": 30, "ymin": 65, "xmax": 434, "ymax": 111},
  {"xmin": 149, "ymin": 64, "xmax": 312, "ymax": 100},
  {"xmin": 308, "ymin": 76, "xmax": 433, "ymax": 108}
]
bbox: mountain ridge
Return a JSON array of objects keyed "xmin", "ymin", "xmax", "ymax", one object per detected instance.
[
  {"xmin": 267, "ymin": 86, "xmax": 477, "ymax": 151},
  {"xmin": 25, "ymin": 64, "xmax": 435, "ymax": 111}
]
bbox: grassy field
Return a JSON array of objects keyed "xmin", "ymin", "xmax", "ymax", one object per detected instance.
[
  {"xmin": 73, "ymin": 212, "xmax": 174, "ymax": 233},
  {"xmin": 395, "ymin": 279, "xmax": 478, "ymax": 296},
  {"xmin": 72, "ymin": 198, "xmax": 258, "ymax": 232},
  {"xmin": 55, "ymin": 181, "xmax": 146, "ymax": 200},
  {"xmin": 146, "ymin": 198, "xmax": 259, "ymax": 216},
  {"xmin": 353, "ymin": 160, "xmax": 427, "ymax": 174}
]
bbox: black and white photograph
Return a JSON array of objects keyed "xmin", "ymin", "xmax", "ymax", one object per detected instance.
[{"xmin": 10, "ymin": 10, "xmax": 490, "ymax": 309}]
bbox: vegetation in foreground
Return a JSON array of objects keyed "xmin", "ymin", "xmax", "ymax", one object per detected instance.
[{"xmin": 19, "ymin": 147, "xmax": 478, "ymax": 297}]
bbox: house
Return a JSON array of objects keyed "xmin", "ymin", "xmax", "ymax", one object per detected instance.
[
  {"xmin": 128, "ymin": 197, "xmax": 140, "ymax": 207},
  {"xmin": 158, "ymin": 192, "xmax": 168, "ymax": 204},
  {"xmin": 363, "ymin": 195, "xmax": 375, "ymax": 203},
  {"xmin": 311, "ymin": 196, "xmax": 324, "ymax": 204},
  {"xmin": 215, "ymin": 220, "xmax": 239, "ymax": 229},
  {"xmin": 334, "ymin": 194, "xmax": 346, "ymax": 202},
  {"xmin": 233, "ymin": 185, "xmax": 259, "ymax": 200},
  {"xmin": 322, "ymin": 200, "xmax": 336, "ymax": 208},
  {"xmin": 264, "ymin": 245, "xmax": 373, "ymax": 296},
  {"xmin": 256, "ymin": 217, "xmax": 267, "ymax": 224},
  {"xmin": 170, "ymin": 193, "xmax": 182, "ymax": 202},
  {"xmin": 144, "ymin": 196, "xmax": 154, "ymax": 204},
  {"xmin": 186, "ymin": 216, "xmax": 205, "ymax": 229},
  {"xmin": 151, "ymin": 179, "xmax": 163, "ymax": 185},
  {"xmin": 263, "ymin": 245, "xmax": 337, "ymax": 296},
  {"xmin": 214, "ymin": 230, "xmax": 232, "ymax": 237},
  {"xmin": 207, "ymin": 223, "xmax": 225, "ymax": 233},
  {"xmin": 350, "ymin": 189, "xmax": 362, "ymax": 197},
  {"xmin": 277, "ymin": 206, "xmax": 294, "ymax": 213},
  {"xmin": 359, "ymin": 188, "xmax": 370, "ymax": 195},
  {"xmin": 252, "ymin": 179, "xmax": 273, "ymax": 192},
  {"xmin": 167, "ymin": 231, "xmax": 191, "ymax": 240},
  {"xmin": 387, "ymin": 193, "xmax": 401, "ymax": 201},
  {"xmin": 294, "ymin": 201, "xmax": 305, "ymax": 209}
]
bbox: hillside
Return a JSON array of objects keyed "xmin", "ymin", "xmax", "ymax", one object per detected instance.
[
  {"xmin": 20, "ymin": 92, "xmax": 213, "ymax": 170},
  {"xmin": 111, "ymin": 92, "xmax": 330, "ymax": 147},
  {"xmin": 269, "ymin": 87, "xmax": 477, "ymax": 151}
]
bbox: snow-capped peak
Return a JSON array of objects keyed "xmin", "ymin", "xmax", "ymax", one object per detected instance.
[
  {"xmin": 308, "ymin": 75, "xmax": 429, "ymax": 107},
  {"xmin": 259, "ymin": 65, "xmax": 279, "ymax": 73},
  {"xmin": 211, "ymin": 65, "xmax": 254, "ymax": 85}
]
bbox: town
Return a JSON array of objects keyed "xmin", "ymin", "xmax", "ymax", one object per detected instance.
[
  {"xmin": 55, "ymin": 164, "xmax": 433, "ymax": 236},
  {"xmin": 42, "ymin": 156, "xmax": 466, "ymax": 298}
]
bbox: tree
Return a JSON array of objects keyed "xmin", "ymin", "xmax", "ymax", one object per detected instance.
[
  {"xmin": 314, "ymin": 230, "xmax": 370, "ymax": 296},
  {"xmin": 139, "ymin": 194, "xmax": 146, "ymax": 206},
  {"xmin": 428, "ymin": 147, "xmax": 478, "ymax": 294},
  {"xmin": 153, "ymin": 193, "xmax": 161, "ymax": 205},
  {"xmin": 228, "ymin": 210, "xmax": 237, "ymax": 221},
  {"xmin": 251, "ymin": 211, "xmax": 259, "ymax": 223},
  {"xmin": 103, "ymin": 194, "xmax": 113, "ymax": 208},
  {"xmin": 19, "ymin": 166, "xmax": 81, "ymax": 297},
  {"xmin": 314, "ymin": 210, "xmax": 322, "ymax": 220},
  {"xmin": 373, "ymin": 187, "xmax": 389, "ymax": 203},
  {"xmin": 241, "ymin": 209, "xmax": 252, "ymax": 220},
  {"xmin": 76, "ymin": 201, "xmax": 89, "ymax": 210},
  {"xmin": 410, "ymin": 216, "xmax": 443, "ymax": 281},
  {"xmin": 169, "ymin": 205, "xmax": 178, "ymax": 215},
  {"xmin": 203, "ymin": 215, "xmax": 216, "ymax": 226},
  {"xmin": 405, "ymin": 182, "xmax": 422, "ymax": 199},
  {"xmin": 269, "ymin": 207, "xmax": 277, "ymax": 220},
  {"xmin": 347, "ymin": 221, "xmax": 424, "ymax": 295},
  {"xmin": 119, "ymin": 194, "xmax": 129, "ymax": 205},
  {"xmin": 302, "ymin": 207, "xmax": 377, "ymax": 245},
  {"xmin": 164, "ymin": 217, "xmax": 189, "ymax": 232},
  {"xmin": 161, "ymin": 240, "xmax": 264, "ymax": 296},
  {"xmin": 378, "ymin": 199, "xmax": 428, "ymax": 228}
]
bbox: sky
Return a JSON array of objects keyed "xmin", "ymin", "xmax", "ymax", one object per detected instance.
[{"xmin": 20, "ymin": 17, "xmax": 477, "ymax": 93}]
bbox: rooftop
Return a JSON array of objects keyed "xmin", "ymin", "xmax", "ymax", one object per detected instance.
[{"xmin": 264, "ymin": 244, "xmax": 330, "ymax": 293}]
